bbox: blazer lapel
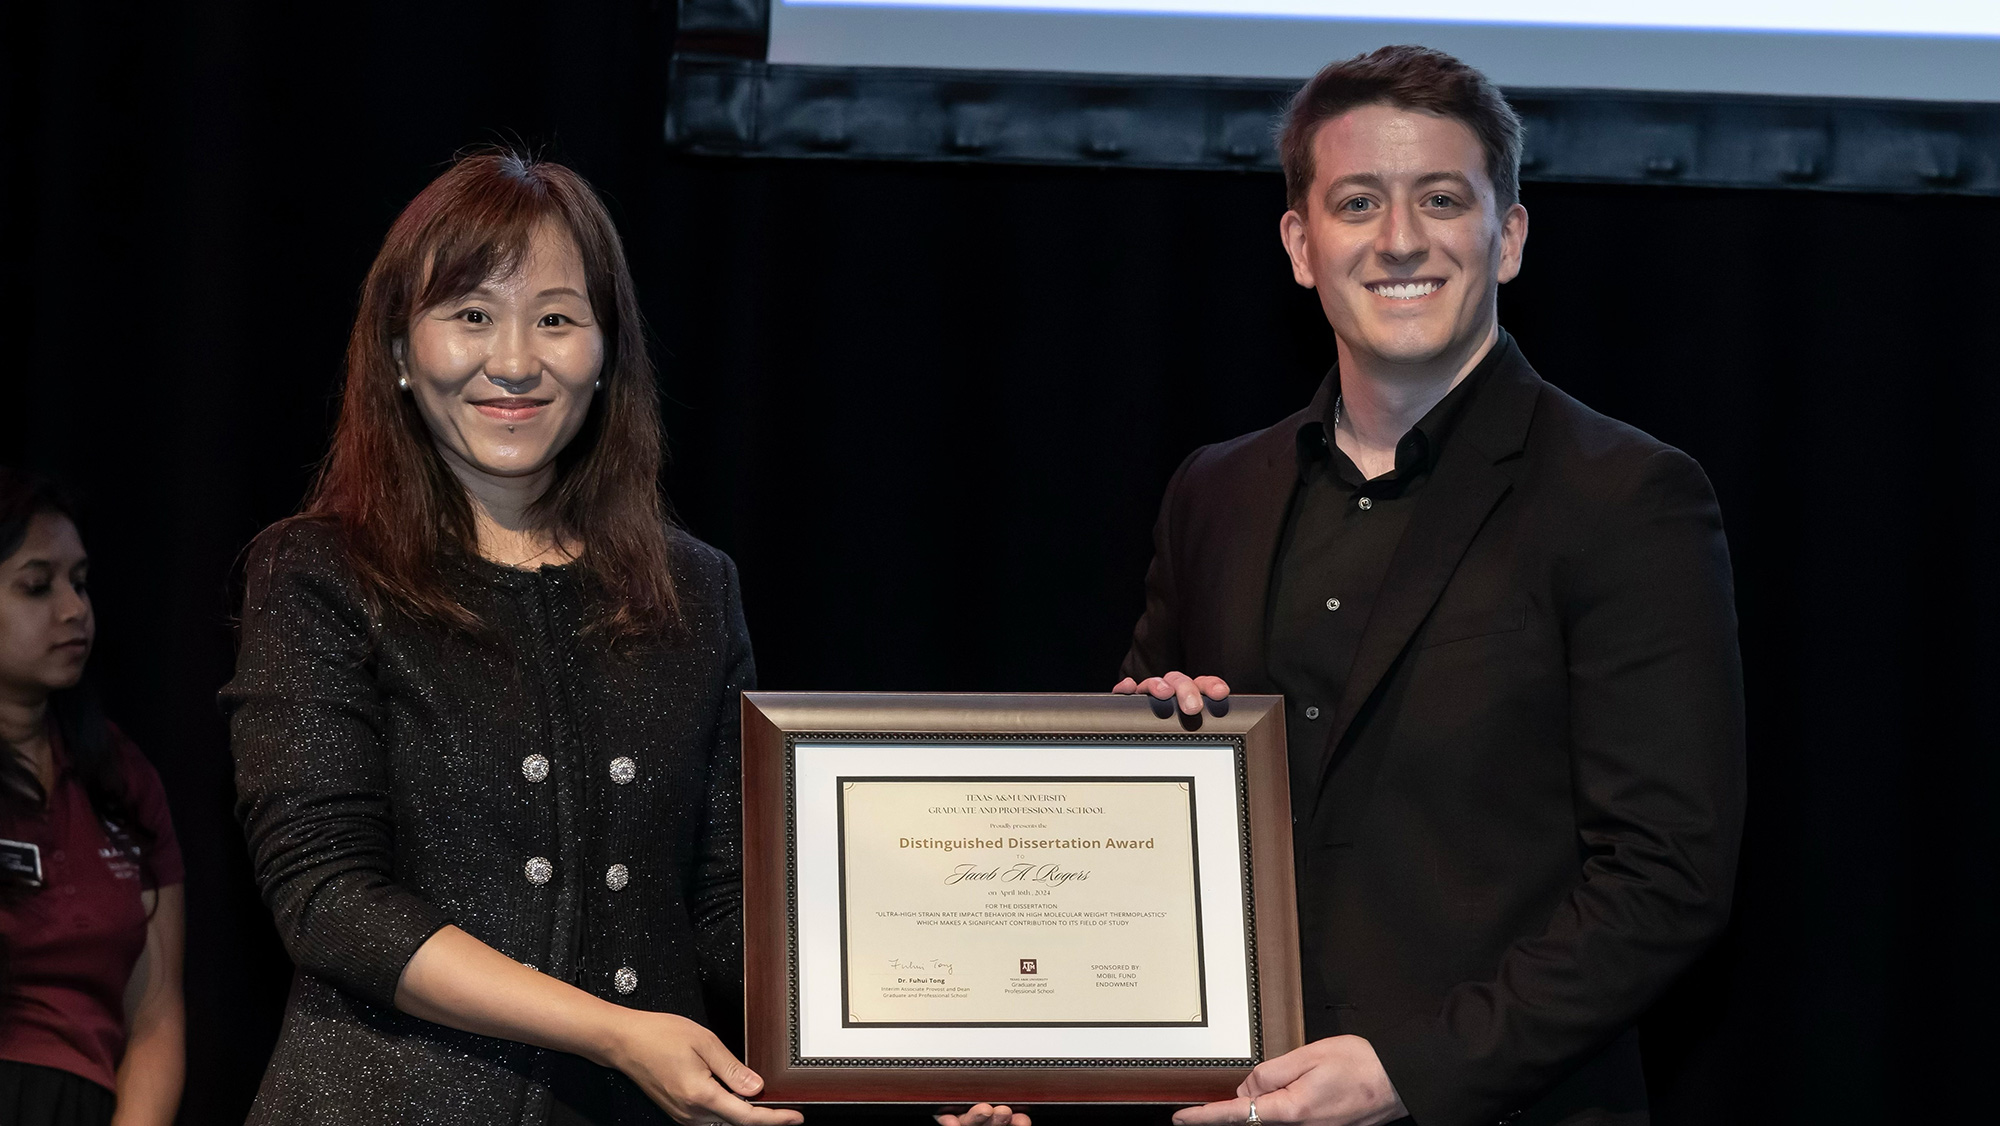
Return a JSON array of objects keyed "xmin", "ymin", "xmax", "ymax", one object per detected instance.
[
  {"xmin": 1212, "ymin": 382, "xmax": 1331, "ymax": 690},
  {"xmin": 1311, "ymin": 341, "xmax": 1544, "ymax": 804}
]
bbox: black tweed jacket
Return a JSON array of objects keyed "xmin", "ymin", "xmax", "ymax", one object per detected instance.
[{"xmin": 223, "ymin": 519, "xmax": 750, "ymax": 1125}]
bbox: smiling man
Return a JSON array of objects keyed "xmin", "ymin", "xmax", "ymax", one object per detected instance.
[{"xmin": 1115, "ymin": 47, "xmax": 1746, "ymax": 1126}]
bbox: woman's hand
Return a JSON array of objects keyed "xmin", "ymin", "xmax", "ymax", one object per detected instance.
[
  {"xmin": 396, "ymin": 928, "xmax": 801, "ymax": 1126},
  {"xmin": 602, "ymin": 1010, "xmax": 803, "ymax": 1126}
]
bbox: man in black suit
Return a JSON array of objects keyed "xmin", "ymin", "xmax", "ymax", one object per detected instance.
[{"xmin": 1116, "ymin": 46, "xmax": 1745, "ymax": 1126}]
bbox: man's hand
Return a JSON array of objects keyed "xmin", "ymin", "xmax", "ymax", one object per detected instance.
[
  {"xmin": 935, "ymin": 1103, "xmax": 1031, "ymax": 1126},
  {"xmin": 1113, "ymin": 671, "xmax": 1230, "ymax": 716},
  {"xmin": 1171, "ymin": 1036, "xmax": 1405, "ymax": 1126}
]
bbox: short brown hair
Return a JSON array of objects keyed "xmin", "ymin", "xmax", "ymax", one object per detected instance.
[{"xmin": 1279, "ymin": 45, "xmax": 1523, "ymax": 213}]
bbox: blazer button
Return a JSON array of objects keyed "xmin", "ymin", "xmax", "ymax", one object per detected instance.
[
  {"xmin": 606, "ymin": 863, "xmax": 630, "ymax": 891},
  {"xmin": 524, "ymin": 856, "xmax": 554, "ymax": 885},
  {"xmin": 522, "ymin": 754, "xmax": 550, "ymax": 783},
  {"xmin": 613, "ymin": 966, "xmax": 638, "ymax": 995},
  {"xmin": 1304, "ymin": 706, "xmax": 1320, "ymax": 720},
  {"xmin": 609, "ymin": 756, "xmax": 637, "ymax": 785}
]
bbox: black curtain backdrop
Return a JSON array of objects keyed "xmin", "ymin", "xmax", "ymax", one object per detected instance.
[{"xmin": 5, "ymin": 3, "xmax": 1996, "ymax": 1124}]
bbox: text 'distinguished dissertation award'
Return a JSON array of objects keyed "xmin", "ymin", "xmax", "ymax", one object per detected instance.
[{"xmin": 837, "ymin": 778, "xmax": 1206, "ymax": 1027}]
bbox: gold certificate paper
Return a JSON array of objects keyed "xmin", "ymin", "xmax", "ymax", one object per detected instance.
[{"xmin": 838, "ymin": 778, "xmax": 1206, "ymax": 1027}]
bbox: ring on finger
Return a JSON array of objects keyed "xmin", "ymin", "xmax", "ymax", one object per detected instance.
[{"xmin": 1246, "ymin": 1100, "xmax": 1261, "ymax": 1125}]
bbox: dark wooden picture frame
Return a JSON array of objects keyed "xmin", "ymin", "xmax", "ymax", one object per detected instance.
[{"xmin": 741, "ymin": 692, "xmax": 1302, "ymax": 1106}]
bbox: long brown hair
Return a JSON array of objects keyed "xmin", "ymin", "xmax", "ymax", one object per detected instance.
[{"xmin": 301, "ymin": 149, "xmax": 677, "ymax": 638}]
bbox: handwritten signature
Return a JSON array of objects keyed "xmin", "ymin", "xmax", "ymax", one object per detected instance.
[{"xmin": 888, "ymin": 957, "xmax": 955, "ymax": 975}]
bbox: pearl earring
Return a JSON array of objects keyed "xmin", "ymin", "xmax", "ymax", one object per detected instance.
[
  {"xmin": 398, "ymin": 376, "xmax": 409, "ymax": 391},
  {"xmin": 594, "ymin": 379, "xmax": 602, "ymax": 390}
]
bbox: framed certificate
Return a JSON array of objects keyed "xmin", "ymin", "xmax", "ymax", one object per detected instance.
[{"xmin": 741, "ymin": 693, "xmax": 1302, "ymax": 1105}]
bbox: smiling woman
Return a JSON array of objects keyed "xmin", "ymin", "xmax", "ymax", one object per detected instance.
[
  {"xmin": 312, "ymin": 150, "xmax": 674, "ymax": 636},
  {"xmin": 219, "ymin": 152, "xmax": 800, "ymax": 1126},
  {"xmin": 395, "ymin": 221, "xmax": 608, "ymax": 569}
]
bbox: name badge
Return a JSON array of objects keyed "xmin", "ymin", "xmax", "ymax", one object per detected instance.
[{"xmin": 0, "ymin": 838, "xmax": 43, "ymax": 887}]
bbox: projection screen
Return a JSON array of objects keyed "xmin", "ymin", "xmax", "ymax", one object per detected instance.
[{"xmin": 769, "ymin": 1, "xmax": 2000, "ymax": 102}]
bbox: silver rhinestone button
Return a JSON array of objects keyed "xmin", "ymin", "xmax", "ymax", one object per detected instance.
[
  {"xmin": 1325, "ymin": 597, "xmax": 1341, "ymax": 611},
  {"xmin": 524, "ymin": 856, "xmax": 553, "ymax": 885},
  {"xmin": 613, "ymin": 966, "xmax": 638, "ymax": 995},
  {"xmin": 1358, "ymin": 496, "xmax": 1374, "ymax": 510},
  {"xmin": 522, "ymin": 754, "xmax": 550, "ymax": 783},
  {"xmin": 606, "ymin": 863, "xmax": 630, "ymax": 891},
  {"xmin": 608, "ymin": 756, "xmax": 637, "ymax": 785}
]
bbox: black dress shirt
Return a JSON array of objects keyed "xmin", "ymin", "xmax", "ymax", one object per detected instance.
[{"xmin": 1267, "ymin": 351, "xmax": 1498, "ymax": 812}]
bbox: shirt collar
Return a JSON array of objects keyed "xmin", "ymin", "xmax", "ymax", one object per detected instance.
[{"xmin": 1294, "ymin": 329, "xmax": 1511, "ymax": 484}]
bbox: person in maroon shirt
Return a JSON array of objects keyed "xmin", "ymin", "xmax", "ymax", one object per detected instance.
[{"xmin": 0, "ymin": 469, "xmax": 184, "ymax": 1126}]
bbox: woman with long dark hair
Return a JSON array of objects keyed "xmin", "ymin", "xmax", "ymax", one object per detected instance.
[
  {"xmin": 220, "ymin": 150, "xmax": 792, "ymax": 1126},
  {"xmin": 0, "ymin": 471, "xmax": 185, "ymax": 1126},
  {"xmin": 223, "ymin": 151, "xmax": 1027, "ymax": 1126}
]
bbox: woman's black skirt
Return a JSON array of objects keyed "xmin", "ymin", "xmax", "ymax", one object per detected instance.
[{"xmin": 0, "ymin": 1060, "xmax": 115, "ymax": 1126}]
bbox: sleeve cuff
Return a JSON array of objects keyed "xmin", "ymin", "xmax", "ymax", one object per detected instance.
[
  {"xmin": 312, "ymin": 893, "xmax": 457, "ymax": 1010},
  {"xmin": 1369, "ymin": 1014, "xmax": 1478, "ymax": 1126}
]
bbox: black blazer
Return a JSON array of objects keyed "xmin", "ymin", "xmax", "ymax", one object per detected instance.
[
  {"xmin": 1122, "ymin": 335, "xmax": 1745, "ymax": 1126},
  {"xmin": 223, "ymin": 520, "xmax": 750, "ymax": 1125}
]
